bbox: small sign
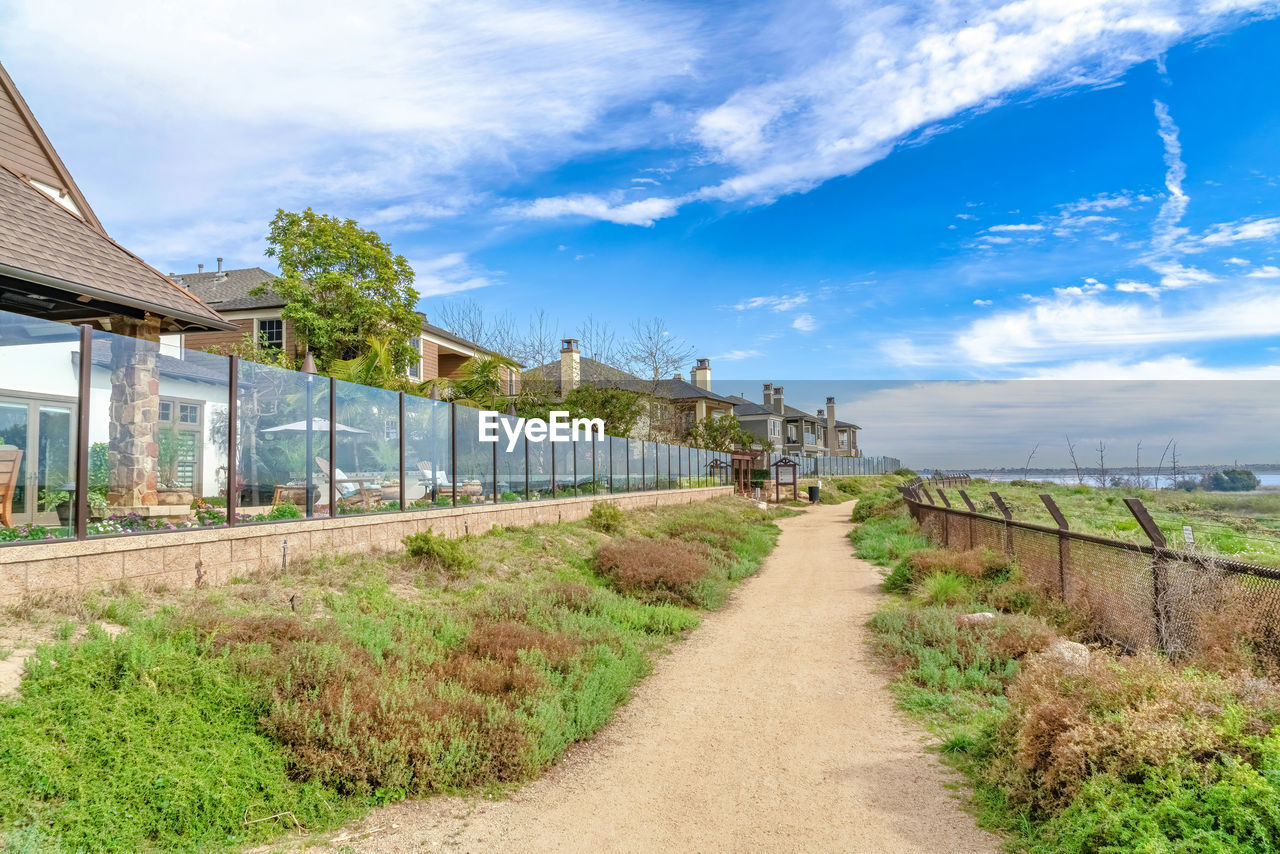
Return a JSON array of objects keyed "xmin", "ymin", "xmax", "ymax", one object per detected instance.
[{"xmin": 1183, "ymin": 525, "xmax": 1194, "ymax": 545}]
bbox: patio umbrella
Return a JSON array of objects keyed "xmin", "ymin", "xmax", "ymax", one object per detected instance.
[{"xmin": 262, "ymin": 418, "xmax": 369, "ymax": 435}]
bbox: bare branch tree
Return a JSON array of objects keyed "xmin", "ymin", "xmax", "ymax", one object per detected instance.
[
  {"xmin": 1066, "ymin": 435, "xmax": 1083, "ymax": 485},
  {"xmin": 1134, "ymin": 440, "xmax": 1143, "ymax": 489},
  {"xmin": 1095, "ymin": 441, "xmax": 1108, "ymax": 488},
  {"xmin": 433, "ymin": 298, "xmax": 521, "ymax": 359},
  {"xmin": 623, "ymin": 317, "xmax": 695, "ymax": 387},
  {"xmin": 575, "ymin": 314, "xmax": 621, "ymax": 368},
  {"xmin": 1155, "ymin": 437, "xmax": 1175, "ymax": 491},
  {"xmin": 1022, "ymin": 443, "xmax": 1039, "ymax": 481},
  {"xmin": 513, "ymin": 309, "xmax": 561, "ymax": 369},
  {"xmin": 1169, "ymin": 442, "xmax": 1181, "ymax": 488}
]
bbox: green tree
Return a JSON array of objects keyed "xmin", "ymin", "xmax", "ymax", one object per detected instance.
[
  {"xmin": 259, "ymin": 209, "xmax": 420, "ymax": 372},
  {"xmin": 1202, "ymin": 469, "xmax": 1261, "ymax": 492},
  {"xmin": 683, "ymin": 412, "xmax": 757, "ymax": 452},
  {"xmin": 419, "ymin": 354, "xmax": 519, "ymax": 411}
]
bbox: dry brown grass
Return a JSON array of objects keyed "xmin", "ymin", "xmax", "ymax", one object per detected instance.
[
  {"xmin": 464, "ymin": 619, "xmax": 579, "ymax": 671},
  {"xmin": 990, "ymin": 650, "xmax": 1280, "ymax": 813},
  {"xmin": 593, "ymin": 537, "xmax": 715, "ymax": 604},
  {"xmin": 910, "ymin": 547, "xmax": 1011, "ymax": 582},
  {"xmin": 543, "ymin": 581, "xmax": 596, "ymax": 612}
]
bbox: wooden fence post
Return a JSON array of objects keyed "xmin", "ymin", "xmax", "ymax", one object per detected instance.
[
  {"xmin": 1040, "ymin": 494, "xmax": 1070, "ymax": 599},
  {"xmin": 990, "ymin": 491, "xmax": 1014, "ymax": 557},
  {"xmin": 1124, "ymin": 497, "xmax": 1170, "ymax": 653}
]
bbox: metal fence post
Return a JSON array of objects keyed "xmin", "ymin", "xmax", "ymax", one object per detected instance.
[
  {"xmin": 550, "ymin": 437, "xmax": 556, "ymax": 498},
  {"xmin": 449, "ymin": 402, "xmax": 458, "ymax": 507},
  {"xmin": 1124, "ymin": 497, "xmax": 1170, "ymax": 652},
  {"xmin": 328, "ymin": 375, "xmax": 337, "ymax": 516},
  {"xmin": 1040, "ymin": 494, "xmax": 1070, "ymax": 599},
  {"xmin": 399, "ymin": 392, "xmax": 407, "ymax": 510},
  {"xmin": 492, "ymin": 426, "xmax": 499, "ymax": 504},
  {"xmin": 74, "ymin": 324, "xmax": 92, "ymax": 540},
  {"xmin": 524, "ymin": 431, "xmax": 530, "ymax": 501},
  {"xmin": 227, "ymin": 355, "xmax": 239, "ymax": 527}
]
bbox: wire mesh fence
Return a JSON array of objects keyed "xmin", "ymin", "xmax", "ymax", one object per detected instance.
[{"xmin": 902, "ymin": 482, "xmax": 1280, "ymax": 659}]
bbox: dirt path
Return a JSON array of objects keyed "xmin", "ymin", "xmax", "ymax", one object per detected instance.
[{"xmin": 307, "ymin": 501, "xmax": 1000, "ymax": 853}]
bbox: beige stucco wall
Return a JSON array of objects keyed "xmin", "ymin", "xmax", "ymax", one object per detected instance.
[{"xmin": 0, "ymin": 487, "xmax": 732, "ymax": 601}]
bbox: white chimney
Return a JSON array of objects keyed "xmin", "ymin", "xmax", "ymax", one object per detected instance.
[
  {"xmin": 691, "ymin": 358, "xmax": 711, "ymax": 390},
  {"xmin": 826, "ymin": 396, "xmax": 837, "ymax": 455},
  {"xmin": 773, "ymin": 386, "xmax": 785, "ymax": 415},
  {"xmin": 560, "ymin": 338, "xmax": 581, "ymax": 392},
  {"xmin": 762, "ymin": 383, "xmax": 773, "ymax": 408}
]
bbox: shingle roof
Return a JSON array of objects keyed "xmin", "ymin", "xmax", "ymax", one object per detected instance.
[
  {"xmin": 0, "ymin": 166, "xmax": 232, "ymax": 331},
  {"xmin": 527, "ymin": 356, "xmax": 736, "ymax": 403},
  {"xmin": 727, "ymin": 394, "xmax": 859, "ymax": 429},
  {"xmin": 174, "ymin": 267, "xmax": 282, "ymax": 311}
]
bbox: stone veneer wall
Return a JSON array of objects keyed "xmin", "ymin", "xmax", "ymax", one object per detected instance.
[{"xmin": 0, "ymin": 487, "xmax": 732, "ymax": 601}]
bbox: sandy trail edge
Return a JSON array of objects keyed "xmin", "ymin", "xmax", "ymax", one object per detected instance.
[{"xmin": 291, "ymin": 500, "xmax": 1001, "ymax": 854}]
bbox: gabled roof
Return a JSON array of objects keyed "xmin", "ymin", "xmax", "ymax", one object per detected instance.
[
  {"xmin": 728, "ymin": 395, "xmax": 859, "ymax": 429},
  {"xmin": 0, "ymin": 61, "xmax": 101, "ymax": 232},
  {"xmin": 0, "ymin": 61, "xmax": 232, "ymax": 332},
  {"xmin": 527, "ymin": 356, "xmax": 736, "ymax": 403}
]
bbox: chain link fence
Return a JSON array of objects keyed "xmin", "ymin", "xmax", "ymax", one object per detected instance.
[{"xmin": 902, "ymin": 482, "xmax": 1280, "ymax": 659}]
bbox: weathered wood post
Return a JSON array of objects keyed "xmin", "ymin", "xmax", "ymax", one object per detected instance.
[
  {"xmin": 1040, "ymin": 494, "xmax": 1070, "ymax": 599},
  {"xmin": 1124, "ymin": 497, "xmax": 1170, "ymax": 653}
]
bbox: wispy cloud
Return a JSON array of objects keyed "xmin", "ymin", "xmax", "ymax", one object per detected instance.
[
  {"xmin": 733, "ymin": 293, "xmax": 809, "ymax": 312},
  {"xmin": 410, "ymin": 252, "xmax": 495, "ymax": 298},
  {"xmin": 987, "ymin": 223, "xmax": 1044, "ymax": 233},
  {"xmin": 792, "ymin": 313, "xmax": 817, "ymax": 332},
  {"xmin": 1151, "ymin": 99, "xmax": 1189, "ymax": 253},
  {"xmin": 712, "ymin": 348, "xmax": 762, "ymax": 361}
]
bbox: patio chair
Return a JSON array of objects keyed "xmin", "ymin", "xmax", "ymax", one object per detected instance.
[
  {"xmin": 0, "ymin": 449, "xmax": 22, "ymax": 529},
  {"xmin": 415, "ymin": 460, "xmax": 453, "ymax": 499},
  {"xmin": 313, "ymin": 457, "xmax": 381, "ymax": 512}
]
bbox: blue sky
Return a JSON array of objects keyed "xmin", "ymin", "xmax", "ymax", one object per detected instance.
[{"xmin": 3, "ymin": 0, "xmax": 1280, "ymax": 384}]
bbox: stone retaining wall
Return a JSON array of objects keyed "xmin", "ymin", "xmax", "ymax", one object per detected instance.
[{"xmin": 0, "ymin": 487, "xmax": 733, "ymax": 601}]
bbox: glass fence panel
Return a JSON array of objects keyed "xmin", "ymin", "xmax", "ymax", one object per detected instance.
[
  {"xmin": 404, "ymin": 394, "xmax": 450, "ymax": 509},
  {"xmin": 628, "ymin": 439, "xmax": 643, "ymax": 492},
  {"xmin": 453, "ymin": 405, "xmax": 493, "ymax": 506},
  {"xmin": 553, "ymin": 437, "xmax": 575, "ymax": 497},
  {"xmin": 656, "ymin": 442, "xmax": 669, "ymax": 489},
  {"xmin": 496, "ymin": 414, "xmax": 525, "ymax": 502},
  {"xmin": 575, "ymin": 437, "xmax": 595, "ymax": 495},
  {"xmin": 528, "ymin": 433, "xmax": 551, "ymax": 499},
  {"xmin": 331, "ymin": 380, "xmax": 402, "ymax": 516},
  {"xmin": 594, "ymin": 434, "xmax": 610, "ymax": 493},
  {"xmin": 235, "ymin": 360, "xmax": 325, "ymax": 524},
  {"xmin": 0, "ymin": 309, "xmax": 81, "ymax": 542},
  {"xmin": 644, "ymin": 442, "xmax": 657, "ymax": 491},
  {"xmin": 610, "ymin": 435, "xmax": 628, "ymax": 493}
]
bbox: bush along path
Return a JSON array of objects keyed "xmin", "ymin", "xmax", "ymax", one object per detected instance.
[
  {"xmin": 852, "ymin": 481, "xmax": 1280, "ymax": 854},
  {"xmin": 0, "ymin": 498, "xmax": 787, "ymax": 852},
  {"xmin": 286, "ymin": 493, "xmax": 999, "ymax": 853}
]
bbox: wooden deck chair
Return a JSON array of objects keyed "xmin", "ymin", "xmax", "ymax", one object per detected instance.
[
  {"xmin": 313, "ymin": 456, "xmax": 381, "ymax": 512},
  {"xmin": 0, "ymin": 449, "xmax": 22, "ymax": 528}
]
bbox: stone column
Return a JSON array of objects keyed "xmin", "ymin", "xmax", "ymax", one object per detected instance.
[{"xmin": 105, "ymin": 314, "xmax": 162, "ymax": 511}]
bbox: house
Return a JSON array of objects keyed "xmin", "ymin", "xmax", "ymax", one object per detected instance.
[
  {"xmin": 730, "ymin": 384, "xmax": 859, "ymax": 459},
  {"xmin": 524, "ymin": 339, "xmax": 736, "ymax": 439},
  {"xmin": 172, "ymin": 263, "xmax": 518, "ymax": 392},
  {"xmin": 0, "ymin": 60, "xmax": 235, "ymax": 524}
]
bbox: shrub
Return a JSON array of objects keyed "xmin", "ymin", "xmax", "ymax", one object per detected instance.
[
  {"xmin": 593, "ymin": 538, "xmax": 715, "ymax": 604},
  {"xmin": 543, "ymin": 581, "xmax": 595, "ymax": 612},
  {"xmin": 916, "ymin": 571, "xmax": 970, "ymax": 607},
  {"xmin": 463, "ymin": 620, "xmax": 579, "ymax": 670},
  {"xmin": 403, "ymin": 529, "xmax": 475, "ymax": 573},
  {"xmin": 586, "ymin": 502, "xmax": 625, "ymax": 534},
  {"xmin": 850, "ymin": 490, "xmax": 903, "ymax": 522},
  {"xmin": 909, "ymin": 547, "xmax": 1012, "ymax": 583}
]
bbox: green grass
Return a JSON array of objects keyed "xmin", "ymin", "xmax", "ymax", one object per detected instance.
[
  {"xmin": 852, "ymin": 482, "xmax": 1280, "ymax": 854},
  {"xmin": 0, "ymin": 496, "xmax": 787, "ymax": 852},
  {"xmin": 966, "ymin": 479, "xmax": 1280, "ymax": 567}
]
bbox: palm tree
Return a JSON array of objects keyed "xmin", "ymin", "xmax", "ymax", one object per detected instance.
[
  {"xmin": 329, "ymin": 336, "xmax": 409, "ymax": 391},
  {"xmin": 418, "ymin": 353, "xmax": 518, "ymax": 410}
]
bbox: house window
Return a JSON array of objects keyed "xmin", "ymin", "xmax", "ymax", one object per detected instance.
[
  {"xmin": 769, "ymin": 419, "xmax": 781, "ymax": 438},
  {"xmin": 157, "ymin": 397, "xmax": 203, "ymax": 492},
  {"xmin": 408, "ymin": 337, "xmax": 420, "ymax": 379},
  {"xmin": 385, "ymin": 418, "xmax": 398, "ymax": 440},
  {"xmin": 787, "ymin": 424, "xmax": 797, "ymax": 443},
  {"xmin": 839, "ymin": 433, "xmax": 849, "ymax": 449},
  {"xmin": 257, "ymin": 318, "xmax": 284, "ymax": 350}
]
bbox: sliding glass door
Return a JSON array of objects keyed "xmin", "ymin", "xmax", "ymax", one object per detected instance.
[{"xmin": 0, "ymin": 396, "xmax": 75, "ymax": 528}]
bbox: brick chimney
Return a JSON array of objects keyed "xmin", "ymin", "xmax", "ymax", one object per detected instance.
[
  {"xmin": 560, "ymin": 338, "xmax": 580, "ymax": 392},
  {"xmin": 762, "ymin": 383, "xmax": 773, "ymax": 408},
  {"xmin": 691, "ymin": 358, "xmax": 711, "ymax": 390},
  {"xmin": 772, "ymin": 385, "xmax": 785, "ymax": 415},
  {"xmin": 674, "ymin": 371, "xmax": 685, "ymax": 382},
  {"xmin": 825, "ymin": 396, "xmax": 837, "ymax": 455}
]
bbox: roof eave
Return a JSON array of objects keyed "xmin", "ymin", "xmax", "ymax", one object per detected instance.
[{"xmin": 0, "ymin": 260, "xmax": 236, "ymax": 332}]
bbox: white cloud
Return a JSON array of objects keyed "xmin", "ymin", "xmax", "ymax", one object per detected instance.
[
  {"xmin": 1024, "ymin": 356, "xmax": 1280, "ymax": 380},
  {"xmin": 1151, "ymin": 99, "xmax": 1188, "ymax": 252},
  {"xmin": 1199, "ymin": 216, "xmax": 1280, "ymax": 246},
  {"xmin": 1059, "ymin": 191, "xmax": 1149, "ymax": 214},
  {"xmin": 987, "ymin": 223, "xmax": 1044, "ymax": 232},
  {"xmin": 973, "ymin": 299, "xmax": 993, "ymax": 306},
  {"xmin": 510, "ymin": 193, "xmax": 682, "ymax": 226},
  {"xmin": 1246, "ymin": 265, "xmax": 1280, "ymax": 278},
  {"xmin": 712, "ymin": 348, "xmax": 762, "ymax": 361},
  {"xmin": 733, "ymin": 293, "xmax": 809, "ymax": 312},
  {"xmin": 792, "ymin": 313, "xmax": 817, "ymax": 332},
  {"xmin": 1148, "ymin": 260, "xmax": 1219, "ymax": 290},
  {"xmin": 886, "ymin": 287, "xmax": 1280, "ymax": 367},
  {"xmin": 1225, "ymin": 256, "xmax": 1250, "ymax": 265},
  {"xmin": 410, "ymin": 252, "xmax": 495, "ymax": 297},
  {"xmin": 956, "ymin": 213, "xmax": 977, "ymax": 220}
]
